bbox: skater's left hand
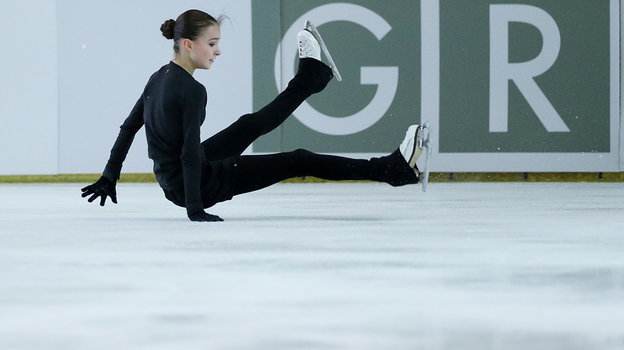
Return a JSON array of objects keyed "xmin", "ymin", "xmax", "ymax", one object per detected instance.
[{"xmin": 81, "ymin": 176, "xmax": 118, "ymax": 206}]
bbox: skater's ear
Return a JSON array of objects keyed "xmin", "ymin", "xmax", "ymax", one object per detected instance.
[{"xmin": 180, "ymin": 38, "xmax": 193, "ymax": 52}]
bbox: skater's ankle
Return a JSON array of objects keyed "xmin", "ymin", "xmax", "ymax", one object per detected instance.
[
  {"xmin": 371, "ymin": 150, "xmax": 419, "ymax": 187},
  {"xmin": 295, "ymin": 58, "xmax": 333, "ymax": 93}
]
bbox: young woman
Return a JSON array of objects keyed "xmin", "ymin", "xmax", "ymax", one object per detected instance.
[{"xmin": 81, "ymin": 9, "xmax": 424, "ymax": 222}]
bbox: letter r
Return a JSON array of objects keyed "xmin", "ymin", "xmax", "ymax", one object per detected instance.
[{"xmin": 489, "ymin": 4, "xmax": 570, "ymax": 133}]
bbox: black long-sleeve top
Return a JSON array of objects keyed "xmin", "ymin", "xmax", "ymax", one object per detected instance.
[{"xmin": 102, "ymin": 61, "xmax": 207, "ymax": 214}]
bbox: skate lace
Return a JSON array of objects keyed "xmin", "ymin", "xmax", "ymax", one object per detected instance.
[{"xmin": 298, "ymin": 39, "xmax": 313, "ymax": 56}]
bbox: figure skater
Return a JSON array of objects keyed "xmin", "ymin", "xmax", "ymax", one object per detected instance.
[{"xmin": 81, "ymin": 9, "xmax": 427, "ymax": 222}]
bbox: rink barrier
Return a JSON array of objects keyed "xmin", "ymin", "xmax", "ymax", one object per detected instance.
[
  {"xmin": 0, "ymin": 173, "xmax": 623, "ymax": 183},
  {"xmin": 0, "ymin": 173, "xmax": 157, "ymax": 183}
]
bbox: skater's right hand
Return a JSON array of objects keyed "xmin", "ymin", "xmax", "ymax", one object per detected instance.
[
  {"xmin": 188, "ymin": 210, "xmax": 223, "ymax": 222},
  {"xmin": 81, "ymin": 176, "xmax": 117, "ymax": 206}
]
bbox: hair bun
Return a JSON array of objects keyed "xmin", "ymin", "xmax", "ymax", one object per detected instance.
[{"xmin": 160, "ymin": 19, "xmax": 176, "ymax": 39}]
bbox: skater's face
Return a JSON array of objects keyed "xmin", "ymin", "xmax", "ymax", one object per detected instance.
[{"xmin": 183, "ymin": 24, "xmax": 222, "ymax": 70}]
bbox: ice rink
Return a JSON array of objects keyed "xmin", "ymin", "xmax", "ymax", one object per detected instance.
[{"xmin": 1, "ymin": 182, "xmax": 623, "ymax": 350}]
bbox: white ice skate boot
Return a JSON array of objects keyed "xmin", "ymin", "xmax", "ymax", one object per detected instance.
[
  {"xmin": 297, "ymin": 29, "xmax": 321, "ymax": 61},
  {"xmin": 297, "ymin": 20, "xmax": 342, "ymax": 81},
  {"xmin": 399, "ymin": 122, "xmax": 432, "ymax": 192}
]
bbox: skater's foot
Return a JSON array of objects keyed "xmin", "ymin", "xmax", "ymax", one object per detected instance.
[
  {"xmin": 295, "ymin": 24, "xmax": 333, "ymax": 93},
  {"xmin": 298, "ymin": 29, "xmax": 321, "ymax": 61},
  {"xmin": 399, "ymin": 125, "xmax": 426, "ymax": 174},
  {"xmin": 376, "ymin": 149, "xmax": 419, "ymax": 187},
  {"xmin": 298, "ymin": 21, "xmax": 342, "ymax": 81},
  {"xmin": 398, "ymin": 122, "xmax": 432, "ymax": 192}
]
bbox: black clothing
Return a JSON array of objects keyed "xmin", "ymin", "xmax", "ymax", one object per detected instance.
[
  {"xmin": 103, "ymin": 61, "xmax": 227, "ymax": 214},
  {"xmin": 102, "ymin": 58, "xmax": 417, "ymax": 216},
  {"xmin": 80, "ymin": 176, "xmax": 117, "ymax": 206},
  {"xmin": 231, "ymin": 149, "xmax": 418, "ymax": 196}
]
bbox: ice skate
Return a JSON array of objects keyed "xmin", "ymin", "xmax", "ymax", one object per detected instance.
[
  {"xmin": 399, "ymin": 122, "xmax": 432, "ymax": 192},
  {"xmin": 298, "ymin": 20, "xmax": 342, "ymax": 82},
  {"xmin": 297, "ymin": 28, "xmax": 321, "ymax": 61}
]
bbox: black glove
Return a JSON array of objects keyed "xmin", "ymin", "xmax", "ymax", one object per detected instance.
[
  {"xmin": 188, "ymin": 210, "xmax": 223, "ymax": 222},
  {"xmin": 81, "ymin": 176, "xmax": 117, "ymax": 206}
]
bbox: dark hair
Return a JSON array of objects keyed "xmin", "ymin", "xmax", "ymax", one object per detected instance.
[{"xmin": 160, "ymin": 9, "xmax": 222, "ymax": 53}]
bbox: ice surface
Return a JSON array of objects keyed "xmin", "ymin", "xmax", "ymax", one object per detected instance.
[{"xmin": 1, "ymin": 182, "xmax": 623, "ymax": 350}]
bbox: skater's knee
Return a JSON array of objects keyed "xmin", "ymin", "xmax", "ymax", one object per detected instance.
[
  {"xmin": 290, "ymin": 148, "xmax": 314, "ymax": 159},
  {"xmin": 237, "ymin": 113, "xmax": 255, "ymax": 125},
  {"xmin": 285, "ymin": 149, "xmax": 315, "ymax": 175},
  {"xmin": 233, "ymin": 113, "xmax": 266, "ymax": 134},
  {"xmin": 286, "ymin": 149, "xmax": 314, "ymax": 169}
]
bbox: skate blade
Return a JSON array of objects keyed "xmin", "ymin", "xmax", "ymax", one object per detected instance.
[
  {"xmin": 418, "ymin": 121, "xmax": 432, "ymax": 192},
  {"xmin": 304, "ymin": 20, "xmax": 342, "ymax": 82},
  {"xmin": 408, "ymin": 126, "xmax": 424, "ymax": 168}
]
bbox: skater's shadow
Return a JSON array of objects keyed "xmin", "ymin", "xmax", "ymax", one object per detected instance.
[
  {"xmin": 224, "ymin": 215, "xmax": 386, "ymax": 223},
  {"xmin": 111, "ymin": 215, "xmax": 386, "ymax": 223}
]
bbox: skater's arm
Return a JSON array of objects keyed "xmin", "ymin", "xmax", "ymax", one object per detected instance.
[
  {"xmin": 180, "ymin": 85, "xmax": 207, "ymax": 219},
  {"xmin": 102, "ymin": 96, "xmax": 145, "ymax": 181},
  {"xmin": 81, "ymin": 96, "xmax": 144, "ymax": 206}
]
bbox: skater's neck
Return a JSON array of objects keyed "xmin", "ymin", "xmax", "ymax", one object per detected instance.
[{"xmin": 172, "ymin": 56, "xmax": 195, "ymax": 76}]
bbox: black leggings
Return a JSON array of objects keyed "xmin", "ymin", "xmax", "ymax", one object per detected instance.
[{"xmin": 200, "ymin": 58, "xmax": 417, "ymax": 198}]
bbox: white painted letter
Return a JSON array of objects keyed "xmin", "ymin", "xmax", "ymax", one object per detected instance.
[{"xmin": 490, "ymin": 5, "xmax": 569, "ymax": 132}]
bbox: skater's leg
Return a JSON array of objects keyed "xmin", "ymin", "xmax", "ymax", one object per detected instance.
[
  {"xmin": 230, "ymin": 149, "xmax": 418, "ymax": 196},
  {"xmin": 202, "ymin": 23, "xmax": 334, "ymax": 160},
  {"xmin": 203, "ymin": 58, "xmax": 333, "ymax": 160}
]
